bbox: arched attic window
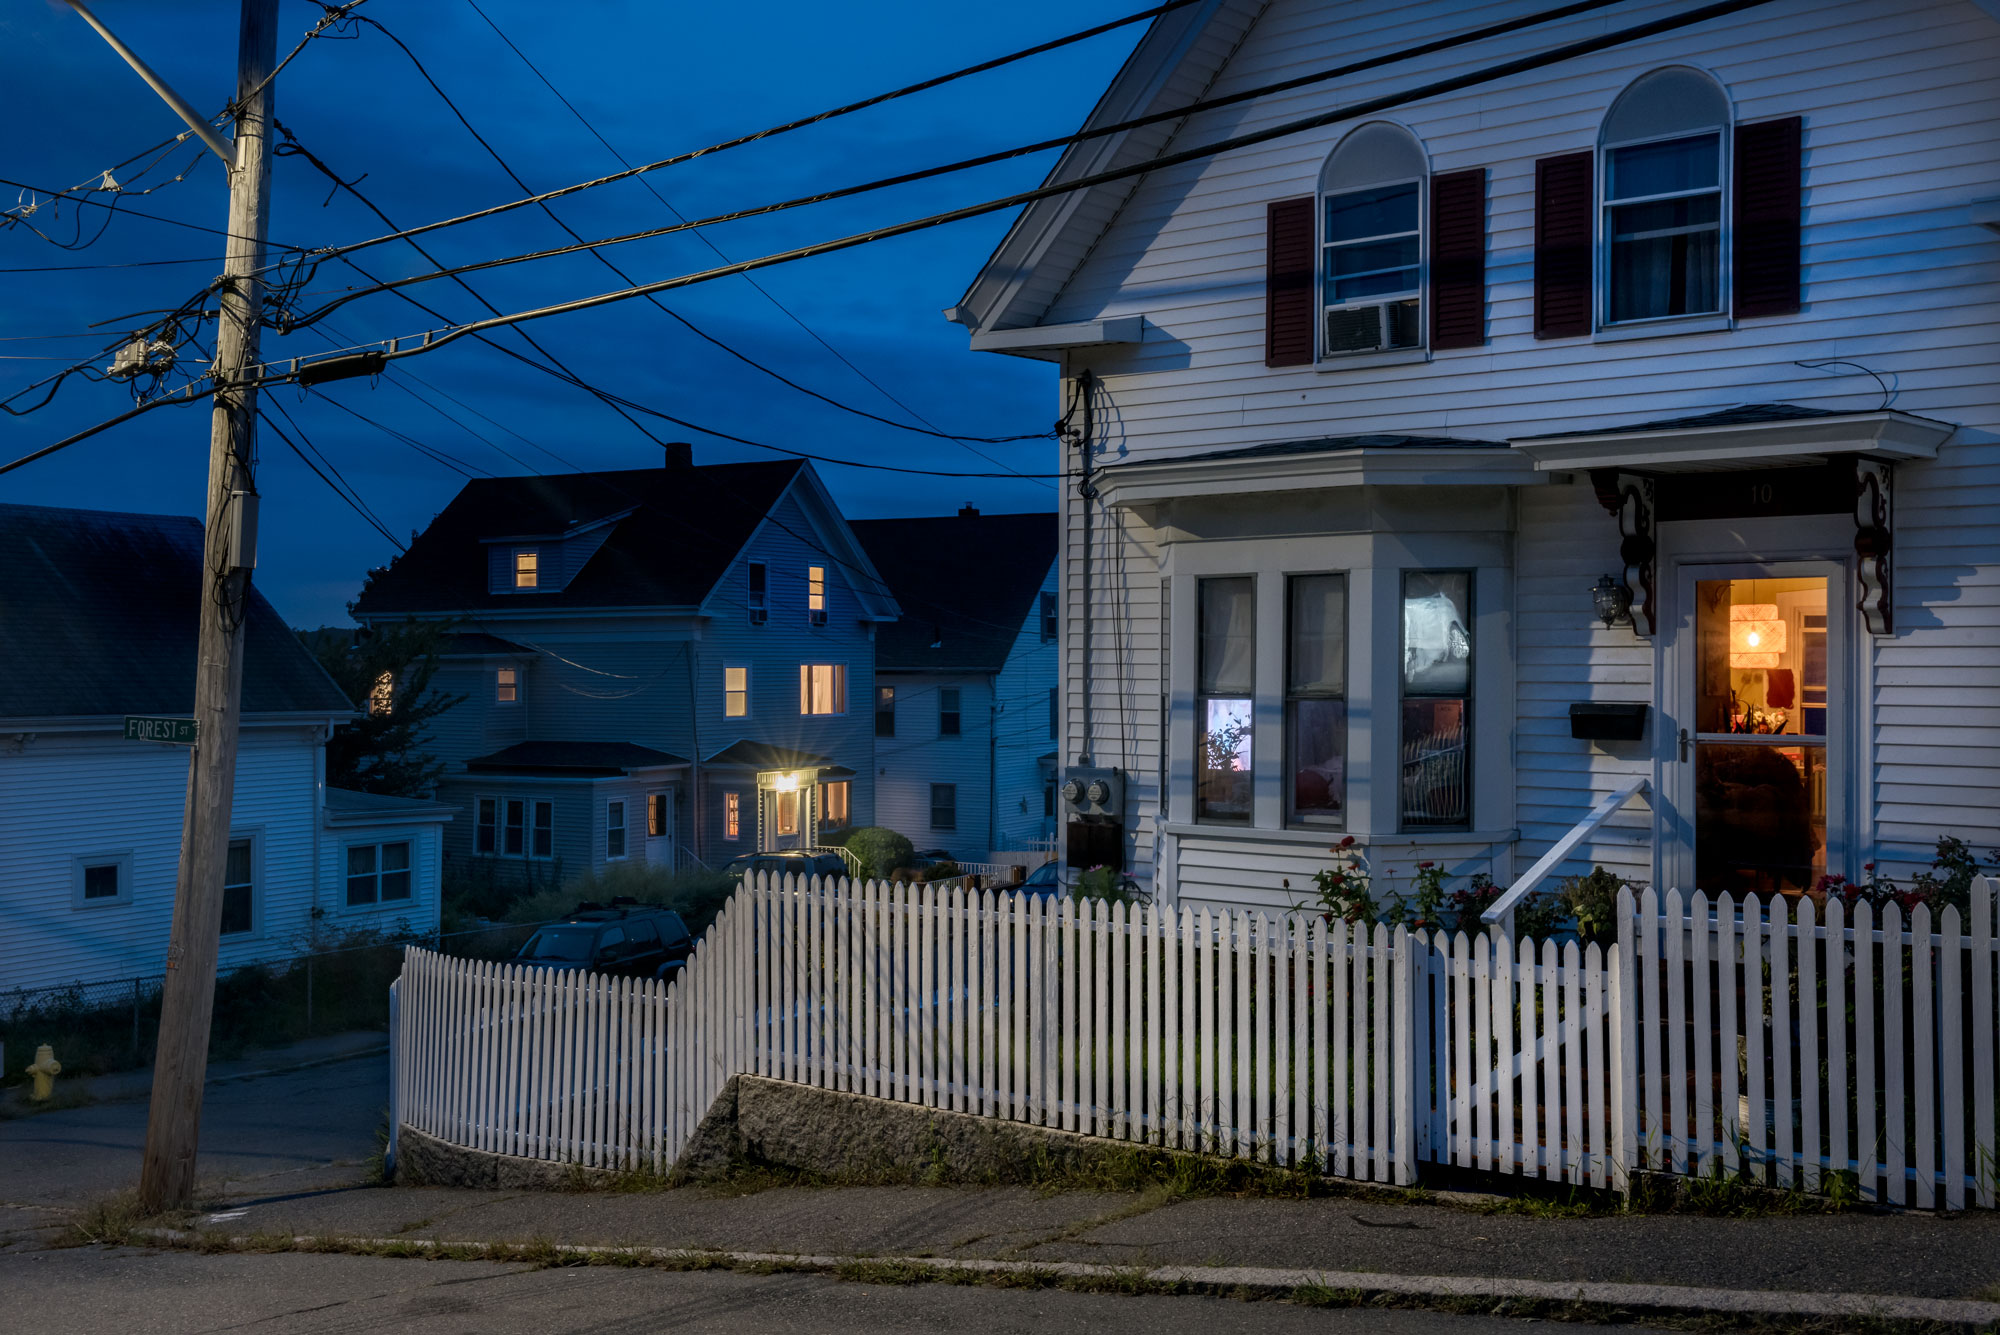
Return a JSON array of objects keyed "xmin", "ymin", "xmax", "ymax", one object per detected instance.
[
  {"xmin": 1318, "ymin": 122, "xmax": 1427, "ymax": 355},
  {"xmin": 1599, "ymin": 67, "xmax": 1731, "ymax": 324}
]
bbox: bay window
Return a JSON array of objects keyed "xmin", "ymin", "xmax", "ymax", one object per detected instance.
[
  {"xmin": 1196, "ymin": 576, "xmax": 1254, "ymax": 823},
  {"xmin": 1286, "ymin": 573, "xmax": 1347, "ymax": 827}
]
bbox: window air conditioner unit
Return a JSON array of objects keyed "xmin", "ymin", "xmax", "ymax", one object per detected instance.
[{"xmin": 1323, "ymin": 299, "xmax": 1420, "ymax": 355}]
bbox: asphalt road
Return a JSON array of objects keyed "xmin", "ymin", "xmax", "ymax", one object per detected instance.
[
  {"xmin": 2, "ymin": 1246, "xmax": 1554, "ymax": 1335},
  {"xmin": 0, "ymin": 1051, "xmax": 388, "ymax": 1210}
]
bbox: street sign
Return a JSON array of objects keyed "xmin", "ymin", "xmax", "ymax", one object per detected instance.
[{"xmin": 124, "ymin": 716, "xmax": 198, "ymax": 745}]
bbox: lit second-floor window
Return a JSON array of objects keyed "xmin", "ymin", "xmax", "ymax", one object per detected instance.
[
  {"xmin": 748, "ymin": 561, "xmax": 767, "ymax": 624},
  {"xmin": 514, "ymin": 549, "xmax": 539, "ymax": 588},
  {"xmin": 1319, "ymin": 122, "xmax": 1427, "ymax": 355},
  {"xmin": 807, "ymin": 565, "xmax": 826, "ymax": 624},
  {"xmin": 1600, "ymin": 67, "xmax": 1730, "ymax": 324},
  {"xmin": 800, "ymin": 663, "xmax": 845, "ymax": 715},
  {"xmin": 496, "ymin": 667, "xmax": 518, "ymax": 703},
  {"xmin": 724, "ymin": 665, "xmax": 749, "ymax": 718},
  {"xmin": 368, "ymin": 670, "xmax": 395, "ymax": 717}
]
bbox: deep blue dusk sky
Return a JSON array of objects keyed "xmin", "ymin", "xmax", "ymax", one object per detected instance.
[{"xmin": 2, "ymin": 0, "xmax": 1140, "ymax": 625}]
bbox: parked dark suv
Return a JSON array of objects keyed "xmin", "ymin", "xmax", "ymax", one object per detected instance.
[
  {"xmin": 720, "ymin": 850, "xmax": 849, "ymax": 884},
  {"xmin": 513, "ymin": 898, "xmax": 694, "ymax": 980}
]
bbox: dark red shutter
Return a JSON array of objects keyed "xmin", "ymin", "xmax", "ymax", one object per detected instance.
[
  {"xmin": 1533, "ymin": 151, "xmax": 1594, "ymax": 340},
  {"xmin": 1265, "ymin": 196, "xmax": 1315, "ymax": 367},
  {"xmin": 1429, "ymin": 168, "xmax": 1486, "ymax": 350},
  {"xmin": 1734, "ymin": 116, "xmax": 1803, "ymax": 318}
]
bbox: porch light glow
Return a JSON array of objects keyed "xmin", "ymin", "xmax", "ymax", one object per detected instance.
[
  {"xmin": 770, "ymin": 772, "xmax": 799, "ymax": 792},
  {"xmin": 1728, "ymin": 603, "xmax": 1785, "ymax": 668}
]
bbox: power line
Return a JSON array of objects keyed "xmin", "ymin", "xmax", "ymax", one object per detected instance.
[
  {"xmin": 347, "ymin": 11, "xmax": 1045, "ymax": 453},
  {"xmin": 461, "ymin": 0, "xmax": 1054, "ymax": 476},
  {"xmin": 0, "ymin": 255, "xmax": 218, "ymax": 273},
  {"xmin": 283, "ymin": 0, "xmax": 1201, "ymax": 269},
  {"xmin": 261, "ymin": 395, "xmax": 406, "ymax": 550},
  {"xmin": 282, "ymin": 0, "xmax": 1636, "ymax": 314},
  {"xmin": 266, "ymin": 0, "xmax": 1777, "ymax": 386},
  {"xmin": 0, "ymin": 172, "xmax": 306, "ymax": 249}
]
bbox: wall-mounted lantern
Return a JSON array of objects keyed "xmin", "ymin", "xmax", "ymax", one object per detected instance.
[{"xmin": 1591, "ymin": 574, "xmax": 1633, "ymax": 628}]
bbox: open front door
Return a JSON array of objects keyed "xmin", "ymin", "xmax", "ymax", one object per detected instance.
[{"xmin": 1660, "ymin": 561, "xmax": 1848, "ymax": 896}]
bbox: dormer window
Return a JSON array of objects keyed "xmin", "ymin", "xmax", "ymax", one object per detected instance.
[
  {"xmin": 808, "ymin": 565, "xmax": 827, "ymax": 625},
  {"xmin": 514, "ymin": 549, "xmax": 540, "ymax": 589}
]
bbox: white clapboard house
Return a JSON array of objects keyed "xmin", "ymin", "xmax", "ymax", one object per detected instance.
[
  {"xmin": 0, "ymin": 503, "xmax": 452, "ymax": 992},
  {"xmin": 850, "ymin": 508, "xmax": 1060, "ymax": 860},
  {"xmin": 950, "ymin": 0, "xmax": 2000, "ymax": 910}
]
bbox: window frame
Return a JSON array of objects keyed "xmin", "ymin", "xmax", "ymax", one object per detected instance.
[
  {"xmin": 930, "ymin": 782, "xmax": 958, "ymax": 832},
  {"xmin": 647, "ymin": 791, "xmax": 670, "ymax": 838},
  {"xmin": 1195, "ymin": 575, "xmax": 1257, "ymax": 826},
  {"xmin": 939, "ymin": 686, "xmax": 962, "ymax": 737},
  {"xmin": 221, "ymin": 831, "xmax": 260, "ymax": 937},
  {"xmin": 531, "ymin": 799, "xmax": 555, "ymax": 860},
  {"xmin": 495, "ymin": 666, "xmax": 518, "ymax": 704},
  {"xmin": 1598, "ymin": 123, "xmax": 1729, "ymax": 328},
  {"xmin": 723, "ymin": 664, "xmax": 750, "ymax": 718},
  {"xmin": 748, "ymin": 560, "xmax": 768, "ymax": 625},
  {"xmin": 513, "ymin": 548, "xmax": 540, "ymax": 589},
  {"xmin": 476, "ymin": 796, "xmax": 499, "ymax": 854},
  {"xmin": 1040, "ymin": 590, "xmax": 1058, "ymax": 642},
  {"xmin": 1398, "ymin": 568, "xmax": 1476, "ymax": 832},
  {"xmin": 1319, "ymin": 175, "xmax": 1426, "ymax": 359},
  {"xmin": 71, "ymin": 850, "xmax": 134, "ymax": 910},
  {"xmin": 503, "ymin": 798, "xmax": 526, "ymax": 856},
  {"xmin": 821, "ymin": 779, "xmax": 851, "ymax": 830},
  {"xmin": 875, "ymin": 684, "xmax": 896, "ymax": 737},
  {"xmin": 606, "ymin": 799, "xmax": 627, "ymax": 861},
  {"xmin": 723, "ymin": 790, "xmax": 742, "ymax": 842},
  {"xmin": 345, "ymin": 839, "xmax": 415, "ymax": 909},
  {"xmin": 807, "ymin": 564, "xmax": 827, "ymax": 626},
  {"xmin": 1284, "ymin": 571, "xmax": 1349, "ymax": 830},
  {"xmin": 798, "ymin": 662, "xmax": 847, "ymax": 716}
]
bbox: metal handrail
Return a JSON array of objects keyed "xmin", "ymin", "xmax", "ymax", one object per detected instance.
[{"xmin": 1481, "ymin": 775, "xmax": 1650, "ymax": 930}]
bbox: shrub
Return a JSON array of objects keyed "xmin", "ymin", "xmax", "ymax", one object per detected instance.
[
  {"xmin": 501, "ymin": 863, "xmax": 735, "ymax": 937},
  {"xmin": 1073, "ymin": 864, "xmax": 1140, "ymax": 905},
  {"xmin": 1558, "ymin": 865, "xmax": 1628, "ymax": 949},
  {"xmin": 843, "ymin": 826, "xmax": 914, "ymax": 880},
  {"xmin": 922, "ymin": 860, "xmax": 963, "ymax": 882}
]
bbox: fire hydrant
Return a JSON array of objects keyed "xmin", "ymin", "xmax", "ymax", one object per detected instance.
[{"xmin": 25, "ymin": 1045, "xmax": 61, "ymax": 1102}]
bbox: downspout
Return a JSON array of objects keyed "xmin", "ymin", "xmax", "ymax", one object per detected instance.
[
  {"xmin": 685, "ymin": 644, "xmax": 701, "ymax": 866},
  {"xmin": 988, "ymin": 693, "xmax": 1000, "ymax": 856},
  {"xmin": 310, "ymin": 724, "xmax": 325, "ymax": 948},
  {"xmin": 1073, "ymin": 370, "xmax": 1097, "ymax": 767}
]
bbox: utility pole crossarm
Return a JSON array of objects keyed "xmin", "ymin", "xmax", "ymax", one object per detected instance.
[{"xmin": 62, "ymin": 0, "xmax": 234, "ymax": 166}]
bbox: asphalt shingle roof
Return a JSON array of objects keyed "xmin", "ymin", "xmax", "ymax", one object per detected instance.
[
  {"xmin": 0, "ymin": 502, "xmax": 355, "ymax": 721},
  {"xmin": 848, "ymin": 512, "xmax": 1057, "ymax": 673},
  {"xmin": 464, "ymin": 741, "xmax": 689, "ymax": 775},
  {"xmin": 350, "ymin": 461, "xmax": 804, "ymax": 616},
  {"xmin": 1514, "ymin": 403, "xmax": 1860, "ymax": 440}
]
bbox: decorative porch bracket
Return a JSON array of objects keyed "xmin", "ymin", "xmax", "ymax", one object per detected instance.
[
  {"xmin": 1589, "ymin": 470, "xmax": 1657, "ymax": 637},
  {"xmin": 1855, "ymin": 457, "xmax": 1893, "ymax": 636}
]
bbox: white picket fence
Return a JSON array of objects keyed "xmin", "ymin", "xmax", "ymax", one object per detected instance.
[{"xmin": 389, "ymin": 874, "xmax": 2000, "ymax": 1208}]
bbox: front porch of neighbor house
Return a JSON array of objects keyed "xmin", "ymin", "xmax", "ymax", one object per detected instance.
[
  {"xmin": 700, "ymin": 739, "xmax": 857, "ymax": 864},
  {"xmin": 1110, "ymin": 404, "xmax": 1967, "ymax": 914}
]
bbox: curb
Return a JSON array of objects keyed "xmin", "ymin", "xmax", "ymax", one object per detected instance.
[{"xmin": 137, "ymin": 1229, "xmax": 2000, "ymax": 1329}]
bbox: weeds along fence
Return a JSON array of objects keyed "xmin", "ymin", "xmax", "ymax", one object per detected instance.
[
  {"xmin": 392, "ymin": 876, "xmax": 1422, "ymax": 1182},
  {"xmin": 388, "ymin": 874, "xmax": 2000, "ymax": 1209}
]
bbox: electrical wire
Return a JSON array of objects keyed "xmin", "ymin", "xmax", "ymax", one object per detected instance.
[
  {"xmin": 0, "ymin": 256, "xmax": 219, "ymax": 273},
  {"xmin": 271, "ymin": 0, "xmax": 1782, "ymax": 383},
  {"xmin": 282, "ymin": 0, "xmax": 1202, "ymax": 269},
  {"xmin": 261, "ymin": 394, "xmax": 407, "ymax": 550},
  {"xmin": 341, "ymin": 12, "xmax": 1046, "ymax": 452}
]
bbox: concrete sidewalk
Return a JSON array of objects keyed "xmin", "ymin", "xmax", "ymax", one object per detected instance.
[{"xmin": 171, "ymin": 1177, "xmax": 2000, "ymax": 1326}]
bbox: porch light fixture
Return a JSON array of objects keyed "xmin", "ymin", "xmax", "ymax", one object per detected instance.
[
  {"xmin": 1729, "ymin": 604, "xmax": 1786, "ymax": 668},
  {"xmin": 770, "ymin": 772, "xmax": 800, "ymax": 793},
  {"xmin": 1591, "ymin": 574, "xmax": 1632, "ymax": 628}
]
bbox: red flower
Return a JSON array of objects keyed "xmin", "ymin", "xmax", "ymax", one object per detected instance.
[
  {"xmin": 1863, "ymin": 861, "xmax": 1876, "ymax": 872},
  {"xmin": 1419, "ymin": 861, "xmax": 1435, "ymax": 870},
  {"xmin": 1338, "ymin": 835, "xmax": 1357, "ymax": 850}
]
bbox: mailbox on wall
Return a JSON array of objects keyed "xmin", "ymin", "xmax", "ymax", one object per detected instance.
[{"xmin": 1569, "ymin": 702, "xmax": 1649, "ymax": 741}]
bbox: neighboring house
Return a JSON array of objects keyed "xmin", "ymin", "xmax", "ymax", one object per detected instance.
[
  {"xmin": 951, "ymin": 0, "xmax": 2000, "ymax": 910},
  {"xmin": 350, "ymin": 452, "xmax": 898, "ymax": 882},
  {"xmin": 850, "ymin": 508, "xmax": 1060, "ymax": 860},
  {"xmin": 0, "ymin": 503, "xmax": 451, "ymax": 993}
]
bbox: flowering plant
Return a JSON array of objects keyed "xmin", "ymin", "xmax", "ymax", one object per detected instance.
[
  {"xmin": 1812, "ymin": 836, "xmax": 1999, "ymax": 917},
  {"xmin": 1300, "ymin": 835, "xmax": 1378, "ymax": 924}
]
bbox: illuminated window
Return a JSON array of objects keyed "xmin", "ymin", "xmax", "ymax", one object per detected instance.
[
  {"xmin": 808, "ymin": 565, "xmax": 826, "ymax": 624},
  {"xmin": 496, "ymin": 667, "xmax": 517, "ymax": 703},
  {"xmin": 821, "ymin": 779, "xmax": 850, "ymax": 829},
  {"xmin": 774, "ymin": 789, "xmax": 800, "ymax": 837},
  {"xmin": 876, "ymin": 685, "xmax": 896, "ymax": 737},
  {"xmin": 724, "ymin": 665, "xmax": 749, "ymax": 718},
  {"xmin": 724, "ymin": 791, "xmax": 741, "ymax": 841},
  {"xmin": 799, "ymin": 663, "xmax": 846, "ymax": 715},
  {"xmin": 368, "ymin": 671, "xmax": 395, "ymax": 717},
  {"xmin": 607, "ymin": 800, "xmax": 627, "ymax": 859},
  {"xmin": 514, "ymin": 549, "xmax": 539, "ymax": 588},
  {"xmin": 647, "ymin": 792, "xmax": 669, "ymax": 837}
]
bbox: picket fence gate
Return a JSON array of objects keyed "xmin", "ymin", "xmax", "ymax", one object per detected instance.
[{"xmin": 388, "ymin": 874, "xmax": 2000, "ymax": 1209}]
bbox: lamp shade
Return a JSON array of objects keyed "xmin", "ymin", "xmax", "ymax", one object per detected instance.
[{"xmin": 1729, "ymin": 603, "xmax": 1785, "ymax": 668}]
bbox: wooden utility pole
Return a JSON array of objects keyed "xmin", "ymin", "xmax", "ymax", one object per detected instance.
[{"xmin": 138, "ymin": 0, "xmax": 279, "ymax": 1215}]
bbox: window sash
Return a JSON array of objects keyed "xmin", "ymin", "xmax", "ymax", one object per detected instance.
[
  {"xmin": 82, "ymin": 862, "xmax": 121, "ymax": 900},
  {"xmin": 1602, "ymin": 130, "xmax": 1725, "ymax": 324},
  {"xmin": 930, "ymin": 783, "xmax": 957, "ymax": 830},
  {"xmin": 476, "ymin": 797, "xmax": 498, "ymax": 854},
  {"xmin": 1040, "ymin": 591, "xmax": 1058, "ymax": 641},
  {"xmin": 221, "ymin": 837, "xmax": 254, "ymax": 934},
  {"xmin": 1286, "ymin": 573, "xmax": 1348, "ymax": 828},
  {"xmin": 514, "ymin": 550, "xmax": 539, "ymax": 588},
  {"xmin": 1196, "ymin": 576, "xmax": 1256, "ymax": 826},
  {"xmin": 724, "ymin": 791, "xmax": 741, "ymax": 841},
  {"xmin": 607, "ymin": 800, "xmax": 626, "ymax": 859},
  {"xmin": 875, "ymin": 685, "xmax": 896, "ymax": 737},
  {"xmin": 807, "ymin": 565, "xmax": 826, "ymax": 618},
  {"xmin": 648, "ymin": 792, "xmax": 668, "ymax": 837},
  {"xmin": 940, "ymin": 687, "xmax": 961, "ymax": 736},
  {"xmin": 724, "ymin": 665, "xmax": 749, "ymax": 718},
  {"xmin": 496, "ymin": 667, "xmax": 517, "ymax": 703},
  {"xmin": 799, "ymin": 663, "xmax": 846, "ymax": 715},
  {"xmin": 532, "ymin": 800, "xmax": 554, "ymax": 859},
  {"xmin": 1400, "ymin": 570, "xmax": 1474, "ymax": 830},
  {"xmin": 380, "ymin": 841, "xmax": 412, "ymax": 902},
  {"xmin": 346, "ymin": 843, "xmax": 378, "ymax": 906},
  {"xmin": 822, "ymin": 780, "xmax": 850, "ymax": 827},
  {"xmin": 503, "ymin": 799, "xmax": 525, "ymax": 856}
]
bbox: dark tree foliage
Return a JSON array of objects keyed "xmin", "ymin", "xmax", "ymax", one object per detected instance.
[{"xmin": 300, "ymin": 620, "xmax": 465, "ymax": 797}]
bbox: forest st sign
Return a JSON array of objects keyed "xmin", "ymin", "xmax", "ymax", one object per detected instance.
[{"xmin": 124, "ymin": 716, "xmax": 198, "ymax": 745}]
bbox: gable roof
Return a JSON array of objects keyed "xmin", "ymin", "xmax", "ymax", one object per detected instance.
[
  {"xmin": 848, "ymin": 512, "xmax": 1058, "ymax": 673},
  {"xmin": 464, "ymin": 741, "xmax": 688, "ymax": 776},
  {"xmin": 0, "ymin": 502, "xmax": 355, "ymax": 721},
  {"xmin": 952, "ymin": 0, "xmax": 1267, "ymax": 335},
  {"xmin": 351, "ymin": 460, "xmax": 806, "ymax": 617}
]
